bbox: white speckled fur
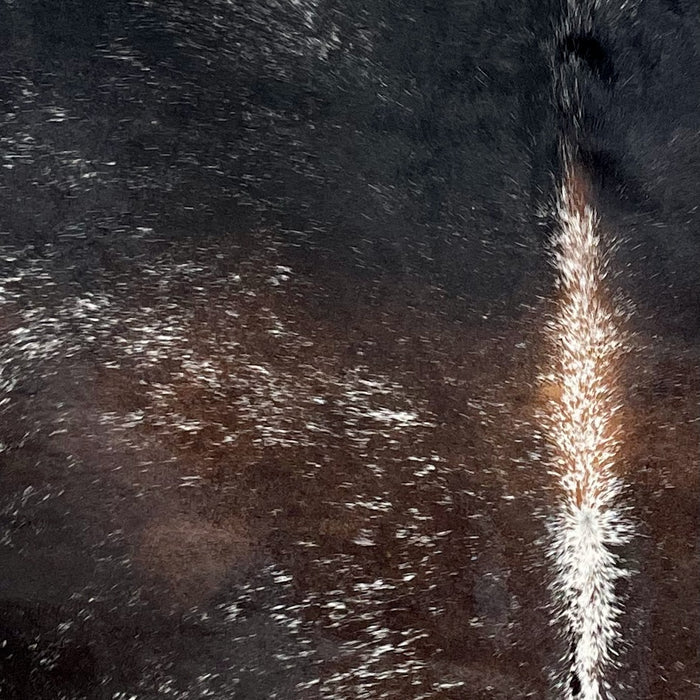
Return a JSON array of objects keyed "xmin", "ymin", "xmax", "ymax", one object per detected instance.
[{"xmin": 545, "ymin": 2, "xmax": 635, "ymax": 698}]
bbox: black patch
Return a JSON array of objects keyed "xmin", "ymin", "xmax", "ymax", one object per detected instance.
[
  {"xmin": 567, "ymin": 636, "xmax": 581, "ymax": 697},
  {"xmin": 561, "ymin": 34, "xmax": 616, "ymax": 84},
  {"xmin": 579, "ymin": 147, "xmax": 655, "ymax": 210},
  {"xmin": 570, "ymin": 669, "xmax": 582, "ymax": 696},
  {"xmin": 661, "ymin": 0, "xmax": 685, "ymax": 15}
]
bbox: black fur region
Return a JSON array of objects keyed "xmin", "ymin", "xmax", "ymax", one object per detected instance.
[{"xmin": 560, "ymin": 33, "xmax": 616, "ymax": 84}]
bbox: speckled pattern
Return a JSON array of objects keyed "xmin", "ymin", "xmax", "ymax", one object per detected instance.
[{"xmin": 0, "ymin": 1, "xmax": 698, "ymax": 698}]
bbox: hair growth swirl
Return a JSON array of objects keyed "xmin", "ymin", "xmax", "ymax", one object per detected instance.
[{"xmin": 542, "ymin": 2, "xmax": 636, "ymax": 698}]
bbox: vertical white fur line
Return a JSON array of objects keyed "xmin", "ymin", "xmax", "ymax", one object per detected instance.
[{"xmin": 543, "ymin": 162, "xmax": 634, "ymax": 699}]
